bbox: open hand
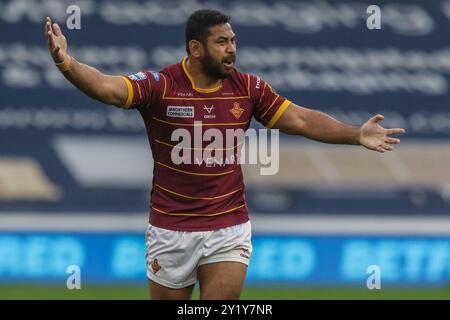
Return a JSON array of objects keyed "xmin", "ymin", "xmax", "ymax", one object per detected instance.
[
  {"xmin": 359, "ymin": 114, "xmax": 406, "ymax": 153},
  {"xmin": 45, "ymin": 17, "xmax": 68, "ymax": 63}
]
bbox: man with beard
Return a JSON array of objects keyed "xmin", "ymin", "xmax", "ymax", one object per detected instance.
[{"xmin": 45, "ymin": 9, "xmax": 405, "ymax": 300}]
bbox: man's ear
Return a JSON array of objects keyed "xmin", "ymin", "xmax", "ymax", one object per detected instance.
[{"xmin": 188, "ymin": 40, "xmax": 204, "ymax": 58}]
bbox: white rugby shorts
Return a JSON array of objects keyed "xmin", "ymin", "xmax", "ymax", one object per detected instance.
[{"xmin": 145, "ymin": 221, "xmax": 252, "ymax": 289}]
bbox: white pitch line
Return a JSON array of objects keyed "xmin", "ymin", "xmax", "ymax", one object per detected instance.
[
  {"xmin": 251, "ymin": 214, "xmax": 450, "ymax": 235},
  {"xmin": 1, "ymin": 213, "xmax": 450, "ymax": 235},
  {"xmin": 0, "ymin": 213, "xmax": 148, "ymax": 233},
  {"xmin": 304, "ymin": 147, "xmax": 340, "ymax": 184},
  {"xmin": 381, "ymin": 152, "xmax": 413, "ymax": 184}
]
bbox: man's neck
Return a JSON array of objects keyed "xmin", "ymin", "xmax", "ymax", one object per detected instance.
[{"xmin": 185, "ymin": 57, "xmax": 222, "ymax": 90}]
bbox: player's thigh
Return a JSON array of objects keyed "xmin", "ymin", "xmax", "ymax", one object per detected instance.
[
  {"xmin": 149, "ymin": 279, "xmax": 195, "ymax": 300},
  {"xmin": 197, "ymin": 261, "xmax": 247, "ymax": 300}
]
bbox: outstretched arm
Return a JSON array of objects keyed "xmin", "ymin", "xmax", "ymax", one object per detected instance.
[
  {"xmin": 45, "ymin": 17, "xmax": 128, "ymax": 107},
  {"xmin": 272, "ymin": 102, "xmax": 406, "ymax": 153}
]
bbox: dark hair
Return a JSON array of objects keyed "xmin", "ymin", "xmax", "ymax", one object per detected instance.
[{"xmin": 185, "ymin": 9, "xmax": 230, "ymax": 55}]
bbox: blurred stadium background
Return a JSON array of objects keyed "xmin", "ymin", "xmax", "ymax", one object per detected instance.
[{"xmin": 1, "ymin": 0, "xmax": 450, "ymax": 299}]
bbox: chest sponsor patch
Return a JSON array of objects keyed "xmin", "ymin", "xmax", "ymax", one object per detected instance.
[{"xmin": 166, "ymin": 106, "xmax": 195, "ymax": 118}]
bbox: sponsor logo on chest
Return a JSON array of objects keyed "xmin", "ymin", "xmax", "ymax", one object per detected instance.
[
  {"xmin": 177, "ymin": 92, "xmax": 194, "ymax": 97},
  {"xmin": 230, "ymin": 102, "xmax": 245, "ymax": 119},
  {"xmin": 166, "ymin": 106, "xmax": 194, "ymax": 118},
  {"xmin": 203, "ymin": 105, "xmax": 216, "ymax": 119}
]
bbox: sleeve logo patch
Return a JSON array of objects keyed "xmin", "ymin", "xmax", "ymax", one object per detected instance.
[
  {"xmin": 166, "ymin": 106, "xmax": 194, "ymax": 118},
  {"xmin": 128, "ymin": 71, "xmax": 147, "ymax": 81},
  {"xmin": 150, "ymin": 71, "xmax": 160, "ymax": 81}
]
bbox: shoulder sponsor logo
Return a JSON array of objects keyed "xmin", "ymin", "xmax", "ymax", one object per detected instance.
[
  {"xmin": 167, "ymin": 106, "xmax": 194, "ymax": 118},
  {"xmin": 150, "ymin": 71, "xmax": 160, "ymax": 81},
  {"xmin": 255, "ymin": 76, "xmax": 261, "ymax": 89},
  {"xmin": 128, "ymin": 71, "xmax": 147, "ymax": 81}
]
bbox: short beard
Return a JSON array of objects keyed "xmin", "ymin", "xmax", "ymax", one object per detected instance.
[{"xmin": 201, "ymin": 47, "xmax": 232, "ymax": 80}]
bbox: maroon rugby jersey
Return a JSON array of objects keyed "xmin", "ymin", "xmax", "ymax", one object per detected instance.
[{"xmin": 122, "ymin": 57, "xmax": 290, "ymax": 231}]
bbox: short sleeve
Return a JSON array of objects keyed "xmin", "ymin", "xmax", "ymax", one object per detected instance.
[
  {"xmin": 121, "ymin": 70, "xmax": 164, "ymax": 109},
  {"xmin": 249, "ymin": 75, "xmax": 291, "ymax": 128}
]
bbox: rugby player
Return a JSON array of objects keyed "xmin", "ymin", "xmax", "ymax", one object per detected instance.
[{"xmin": 45, "ymin": 9, "xmax": 405, "ymax": 300}]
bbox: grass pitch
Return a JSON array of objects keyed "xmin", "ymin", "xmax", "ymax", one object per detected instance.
[{"xmin": 0, "ymin": 285, "xmax": 449, "ymax": 300}]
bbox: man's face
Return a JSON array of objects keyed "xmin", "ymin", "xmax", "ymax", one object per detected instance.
[{"xmin": 201, "ymin": 23, "xmax": 236, "ymax": 79}]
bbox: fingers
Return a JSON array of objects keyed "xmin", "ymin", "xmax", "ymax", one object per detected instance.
[
  {"xmin": 45, "ymin": 17, "xmax": 63, "ymax": 58},
  {"xmin": 369, "ymin": 114, "xmax": 406, "ymax": 135},
  {"xmin": 46, "ymin": 16, "xmax": 52, "ymax": 30},
  {"xmin": 47, "ymin": 30, "xmax": 56, "ymax": 50},
  {"xmin": 45, "ymin": 17, "xmax": 53, "ymax": 35},
  {"xmin": 47, "ymin": 29, "xmax": 55, "ymax": 49},
  {"xmin": 52, "ymin": 22, "xmax": 63, "ymax": 37},
  {"xmin": 375, "ymin": 143, "xmax": 394, "ymax": 153},
  {"xmin": 45, "ymin": 18, "xmax": 51, "ymax": 38},
  {"xmin": 370, "ymin": 114, "xmax": 384, "ymax": 123},
  {"xmin": 364, "ymin": 114, "xmax": 405, "ymax": 152},
  {"xmin": 370, "ymin": 135, "xmax": 401, "ymax": 153},
  {"xmin": 386, "ymin": 128, "xmax": 406, "ymax": 135},
  {"xmin": 385, "ymin": 137, "xmax": 400, "ymax": 144},
  {"xmin": 45, "ymin": 17, "xmax": 55, "ymax": 48}
]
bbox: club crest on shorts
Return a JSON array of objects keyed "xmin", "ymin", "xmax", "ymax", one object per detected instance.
[
  {"xmin": 151, "ymin": 258, "xmax": 161, "ymax": 274},
  {"xmin": 230, "ymin": 102, "xmax": 244, "ymax": 119},
  {"xmin": 240, "ymin": 248, "xmax": 250, "ymax": 259}
]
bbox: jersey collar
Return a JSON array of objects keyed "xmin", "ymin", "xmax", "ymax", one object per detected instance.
[{"xmin": 182, "ymin": 57, "xmax": 223, "ymax": 94}]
